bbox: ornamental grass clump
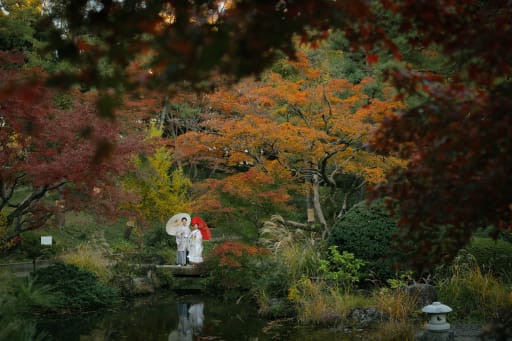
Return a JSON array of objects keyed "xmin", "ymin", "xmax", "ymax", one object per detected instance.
[
  {"xmin": 373, "ymin": 287, "xmax": 419, "ymax": 323},
  {"xmin": 259, "ymin": 215, "xmax": 322, "ymax": 281},
  {"xmin": 59, "ymin": 243, "xmax": 113, "ymax": 283},
  {"xmin": 288, "ymin": 276, "xmax": 372, "ymax": 326},
  {"xmin": 279, "ymin": 241, "xmax": 322, "ymax": 281},
  {"xmin": 436, "ymin": 250, "xmax": 512, "ymax": 322}
]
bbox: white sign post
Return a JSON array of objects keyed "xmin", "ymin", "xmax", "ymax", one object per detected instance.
[{"xmin": 40, "ymin": 236, "xmax": 53, "ymax": 245}]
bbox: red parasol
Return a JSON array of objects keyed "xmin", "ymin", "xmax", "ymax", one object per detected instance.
[{"xmin": 191, "ymin": 216, "xmax": 211, "ymax": 241}]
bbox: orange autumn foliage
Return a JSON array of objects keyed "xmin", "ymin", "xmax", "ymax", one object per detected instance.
[
  {"xmin": 210, "ymin": 241, "xmax": 269, "ymax": 268},
  {"xmin": 174, "ymin": 50, "xmax": 404, "ymax": 220}
]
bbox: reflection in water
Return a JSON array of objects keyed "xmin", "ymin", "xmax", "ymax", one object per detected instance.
[
  {"xmin": 37, "ymin": 293, "xmax": 272, "ymax": 340},
  {"xmin": 168, "ymin": 302, "xmax": 204, "ymax": 341},
  {"xmin": 37, "ymin": 293, "xmax": 354, "ymax": 340}
]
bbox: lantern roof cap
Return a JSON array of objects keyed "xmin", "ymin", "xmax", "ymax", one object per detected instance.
[{"xmin": 422, "ymin": 301, "xmax": 452, "ymax": 314}]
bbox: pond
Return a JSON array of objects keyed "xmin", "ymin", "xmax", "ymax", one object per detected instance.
[{"xmin": 36, "ymin": 292, "xmax": 362, "ymax": 340}]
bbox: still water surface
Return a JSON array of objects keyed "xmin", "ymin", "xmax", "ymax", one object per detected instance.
[{"xmin": 37, "ymin": 293, "xmax": 346, "ymax": 341}]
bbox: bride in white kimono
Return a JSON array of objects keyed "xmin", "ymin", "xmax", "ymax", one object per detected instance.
[{"xmin": 187, "ymin": 222, "xmax": 203, "ymax": 264}]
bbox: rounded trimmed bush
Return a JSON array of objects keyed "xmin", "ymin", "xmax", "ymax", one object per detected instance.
[
  {"xmin": 327, "ymin": 200, "xmax": 407, "ymax": 282},
  {"xmin": 32, "ymin": 262, "xmax": 120, "ymax": 312}
]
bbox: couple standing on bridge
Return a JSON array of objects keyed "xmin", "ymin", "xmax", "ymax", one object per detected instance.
[{"xmin": 175, "ymin": 215, "xmax": 211, "ymax": 266}]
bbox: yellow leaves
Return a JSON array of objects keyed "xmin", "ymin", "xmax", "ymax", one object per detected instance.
[
  {"xmin": 145, "ymin": 122, "xmax": 163, "ymax": 140},
  {"xmin": 337, "ymin": 151, "xmax": 405, "ymax": 184},
  {"xmin": 362, "ymin": 167, "xmax": 385, "ymax": 184},
  {"xmin": 122, "ymin": 146, "xmax": 192, "ymax": 223}
]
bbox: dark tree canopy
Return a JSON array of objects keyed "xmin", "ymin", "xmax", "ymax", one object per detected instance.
[
  {"xmin": 369, "ymin": 1, "xmax": 512, "ymax": 268},
  {"xmin": 41, "ymin": 1, "xmax": 392, "ymax": 95}
]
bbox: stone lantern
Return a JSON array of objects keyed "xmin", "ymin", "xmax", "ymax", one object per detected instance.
[{"xmin": 422, "ymin": 301, "xmax": 452, "ymax": 332}]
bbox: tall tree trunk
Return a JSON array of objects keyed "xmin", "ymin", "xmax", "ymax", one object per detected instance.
[
  {"xmin": 312, "ymin": 173, "xmax": 328, "ymax": 238},
  {"xmin": 158, "ymin": 96, "xmax": 169, "ymax": 132},
  {"xmin": 306, "ymin": 183, "xmax": 315, "ymax": 225}
]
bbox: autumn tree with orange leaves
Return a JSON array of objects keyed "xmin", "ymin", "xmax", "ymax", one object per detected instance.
[{"xmin": 174, "ymin": 50, "xmax": 404, "ymax": 236}]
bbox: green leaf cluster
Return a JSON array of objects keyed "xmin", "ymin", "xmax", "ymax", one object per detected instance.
[
  {"xmin": 0, "ymin": 0, "xmax": 40, "ymax": 51},
  {"xmin": 319, "ymin": 246, "xmax": 364, "ymax": 290}
]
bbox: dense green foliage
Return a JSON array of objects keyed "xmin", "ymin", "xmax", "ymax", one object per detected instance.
[
  {"xmin": 327, "ymin": 200, "xmax": 409, "ymax": 282},
  {"xmin": 32, "ymin": 262, "xmax": 120, "ymax": 312},
  {"xmin": 0, "ymin": 274, "xmax": 55, "ymax": 341},
  {"xmin": 319, "ymin": 246, "xmax": 364, "ymax": 291},
  {"xmin": 465, "ymin": 237, "xmax": 512, "ymax": 282}
]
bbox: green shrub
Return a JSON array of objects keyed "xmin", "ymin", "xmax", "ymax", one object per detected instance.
[
  {"xmin": 111, "ymin": 239, "xmax": 137, "ymax": 255},
  {"xmin": 251, "ymin": 256, "xmax": 291, "ymax": 299},
  {"xmin": 251, "ymin": 256, "xmax": 295, "ymax": 317},
  {"xmin": 0, "ymin": 319, "xmax": 47, "ymax": 341},
  {"xmin": 0, "ymin": 272, "xmax": 57, "ymax": 315},
  {"xmin": 32, "ymin": 262, "xmax": 120, "ymax": 312},
  {"xmin": 319, "ymin": 246, "xmax": 364, "ymax": 291},
  {"xmin": 473, "ymin": 226, "xmax": 512, "ymax": 244},
  {"xmin": 466, "ymin": 237, "xmax": 512, "ymax": 282},
  {"xmin": 327, "ymin": 200, "xmax": 408, "ymax": 282}
]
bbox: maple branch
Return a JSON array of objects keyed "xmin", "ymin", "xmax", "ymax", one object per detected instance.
[
  {"xmin": 283, "ymin": 219, "xmax": 318, "ymax": 232},
  {"xmin": 335, "ymin": 178, "xmax": 366, "ymax": 219},
  {"xmin": 289, "ymin": 104, "xmax": 311, "ymax": 128},
  {"xmin": 322, "ymin": 85, "xmax": 333, "ymax": 134},
  {"xmin": 326, "ymin": 167, "xmax": 340, "ymax": 188},
  {"xmin": 0, "ymin": 174, "xmax": 24, "ymax": 210},
  {"xmin": 5, "ymin": 180, "xmax": 68, "ymax": 234},
  {"xmin": 46, "ymin": 181, "xmax": 68, "ymax": 191},
  {"xmin": 319, "ymin": 142, "xmax": 355, "ymax": 188},
  {"xmin": 10, "ymin": 185, "xmax": 48, "ymax": 216},
  {"xmin": 4, "ymin": 210, "xmax": 53, "ymax": 243},
  {"xmin": 320, "ymin": 150, "xmax": 341, "ymax": 187}
]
